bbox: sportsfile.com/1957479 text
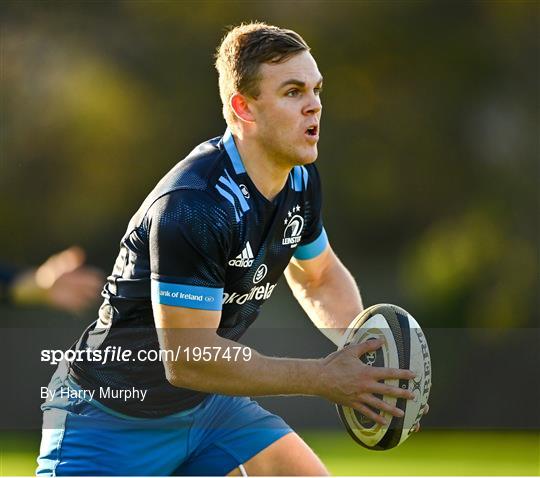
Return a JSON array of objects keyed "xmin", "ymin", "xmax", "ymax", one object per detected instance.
[{"xmin": 40, "ymin": 346, "xmax": 252, "ymax": 365}]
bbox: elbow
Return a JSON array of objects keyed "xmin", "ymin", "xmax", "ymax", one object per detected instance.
[
  {"xmin": 304, "ymin": 272, "xmax": 327, "ymax": 291},
  {"xmin": 163, "ymin": 363, "xmax": 197, "ymax": 389},
  {"xmin": 165, "ymin": 369, "xmax": 183, "ymax": 388},
  {"xmin": 287, "ymin": 268, "xmax": 325, "ymax": 296},
  {"xmin": 165, "ymin": 365, "xmax": 182, "ymax": 387},
  {"xmin": 295, "ymin": 270, "xmax": 328, "ymax": 295}
]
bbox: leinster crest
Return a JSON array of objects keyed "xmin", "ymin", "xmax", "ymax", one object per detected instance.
[{"xmin": 282, "ymin": 205, "xmax": 303, "ymax": 248}]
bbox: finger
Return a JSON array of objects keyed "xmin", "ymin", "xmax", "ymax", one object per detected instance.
[
  {"xmin": 352, "ymin": 403, "xmax": 388, "ymax": 426},
  {"xmin": 349, "ymin": 338, "xmax": 384, "ymax": 358},
  {"xmin": 59, "ymin": 246, "xmax": 86, "ymax": 270},
  {"xmin": 370, "ymin": 382, "xmax": 415, "ymax": 400},
  {"xmin": 371, "ymin": 367, "xmax": 416, "ymax": 381},
  {"xmin": 51, "ymin": 246, "xmax": 86, "ymax": 275},
  {"xmin": 423, "ymin": 403, "xmax": 429, "ymax": 415},
  {"xmin": 362, "ymin": 394, "xmax": 404, "ymax": 418},
  {"xmin": 414, "ymin": 423, "xmax": 420, "ymax": 433}
]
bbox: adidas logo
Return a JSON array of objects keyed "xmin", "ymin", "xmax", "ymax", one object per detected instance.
[{"xmin": 228, "ymin": 242, "xmax": 254, "ymax": 267}]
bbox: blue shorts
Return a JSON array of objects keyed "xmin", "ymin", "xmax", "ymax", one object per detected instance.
[{"xmin": 36, "ymin": 377, "xmax": 292, "ymax": 476}]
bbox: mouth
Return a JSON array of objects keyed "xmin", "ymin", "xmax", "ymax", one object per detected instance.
[{"xmin": 305, "ymin": 124, "xmax": 319, "ymax": 139}]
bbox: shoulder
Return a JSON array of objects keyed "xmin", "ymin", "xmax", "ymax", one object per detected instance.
[
  {"xmin": 150, "ymin": 136, "xmax": 226, "ymax": 198},
  {"xmin": 148, "ymin": 188, "xmax": 231, "ymax": 233},
  {"xmin": 134, "ymin": 135, "xmax": 243, "ymax": 225}
]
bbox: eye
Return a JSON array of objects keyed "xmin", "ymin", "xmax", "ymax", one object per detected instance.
[
  {"xmin": 286, "ymin": 89, "xmax": 300, "ymax": 97},
  {"xmin": 314, "ymin": 87, "xmax": 323, "ymax": 96}
]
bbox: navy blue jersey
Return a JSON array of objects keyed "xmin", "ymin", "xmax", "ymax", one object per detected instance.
[{"xmin": 68, "ymin": 129, "xmax": 328, "ymax": 417}]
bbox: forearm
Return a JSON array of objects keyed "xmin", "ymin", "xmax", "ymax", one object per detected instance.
[
  {"xmin": 286, "ymin": 252, "xmax": 363, "ymax": 345},
  {"xmin": 160, "ymin": 331, "xmax": 323, "ymax": 397}
]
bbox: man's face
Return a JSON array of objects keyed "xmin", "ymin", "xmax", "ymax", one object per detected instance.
[{"xmin": 249, "ymin": 51, "xmax": 323, "ymax": 168}]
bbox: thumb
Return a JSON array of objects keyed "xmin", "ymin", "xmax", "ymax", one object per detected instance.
[
  {"xmin": 349, "ymin": 338, "xmax": 384, "ymax": 357},
  {"xmin": 55, "ymin": 246, "xmax": 86, "ymax": 272}
]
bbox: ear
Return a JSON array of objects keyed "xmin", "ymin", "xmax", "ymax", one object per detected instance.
[{"xmin": 230, "ymin": 93, "xmax": 256, "ymax": 123}]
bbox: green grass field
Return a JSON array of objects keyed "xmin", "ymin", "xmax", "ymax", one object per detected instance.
[{"xmin": 1, "ymin": 430, "xmax": 538, "ymax": 476}]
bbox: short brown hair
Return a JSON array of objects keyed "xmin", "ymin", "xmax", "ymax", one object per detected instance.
[{"xmin": 215, "ymin": 22, "xmax": 310, "ymax": 125}]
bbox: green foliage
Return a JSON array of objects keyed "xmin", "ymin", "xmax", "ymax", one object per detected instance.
[
  {"xmin": 402, "ymin": 208, "xmax": 537, "ymax": 328},
  {"xmin": 1, "ymin": 1, "xmax": 538, "ymax": 326}
]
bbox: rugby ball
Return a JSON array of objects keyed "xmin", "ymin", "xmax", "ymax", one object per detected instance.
[{"xmin": 336, "ymin": 304, "xmax": 431, "ymax": 450}]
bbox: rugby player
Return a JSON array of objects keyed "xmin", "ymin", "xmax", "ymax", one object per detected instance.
[{"xmin": 37, "ymin": 22, "xmax": 420, "ymax": 476}]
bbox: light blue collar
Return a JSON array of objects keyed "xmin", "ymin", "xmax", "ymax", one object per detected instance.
[{"xmin": 223, "ymin": 128, "xmax": 246, "ymax": 174}]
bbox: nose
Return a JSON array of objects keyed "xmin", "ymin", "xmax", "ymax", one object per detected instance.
[{"xmin": 303, "ymin": 91, "xmax": 322, "ymax": 116}]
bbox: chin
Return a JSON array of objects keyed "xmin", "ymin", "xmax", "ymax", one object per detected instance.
[{"xmin": 297, "ymin": 148, "xmax": 318, "ymax": 165}]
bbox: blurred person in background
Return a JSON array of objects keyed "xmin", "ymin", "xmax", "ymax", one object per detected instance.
[{"xmin": 0, "ymin": 246, "xmax": 104, "ymax": 312}]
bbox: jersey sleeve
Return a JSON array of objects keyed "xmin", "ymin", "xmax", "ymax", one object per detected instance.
[
  {"xmin": 294, "ymin": 164, "xmax": 329, "ymax": 261},
  {"xmin": 148, "ymin": 189, "xmax": 231, "ymax": 311}
]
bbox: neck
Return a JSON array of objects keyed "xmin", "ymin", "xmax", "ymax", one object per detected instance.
[{"xmin": 233, "ymin": 132, "xmax": 290, "ymax": 202}]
